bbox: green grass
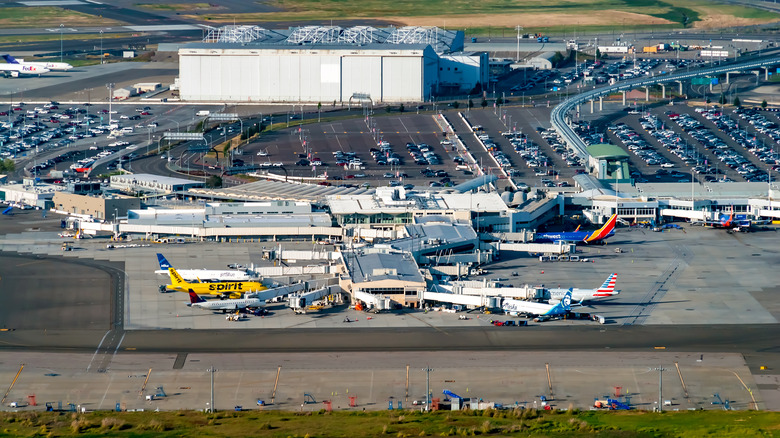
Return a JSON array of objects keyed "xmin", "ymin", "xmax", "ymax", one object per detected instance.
[
  {"xmin": 137, "ymin": 3, "xmax": 214, "ymax": 11},
  {"xmin": 190, "ymin": 0, "xmax": 779, "ymax": 31},
  {"xmin": 0, "ymin": 409, "xmax": 777, "ymax": 437},
  {"xmin": 0, "ymin": 33, "xmax": 127, "ymax": 46},
  {"xmin": 0, "ymin": 7, "xmax": 120, "ymax": 28}
]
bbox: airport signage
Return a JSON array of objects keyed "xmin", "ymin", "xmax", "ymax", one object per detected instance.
[
  {"xmin": 163, "ymin": 132, "xmax": 205, "ymax": 141},
  {"xmin": 208, "ymin": 113, "xmax": 240, "ymax": 121}
]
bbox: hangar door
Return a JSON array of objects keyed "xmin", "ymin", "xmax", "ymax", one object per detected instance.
[{"xmin": 341, "ymin": 56, "xmax": 382, "ymax": 103}]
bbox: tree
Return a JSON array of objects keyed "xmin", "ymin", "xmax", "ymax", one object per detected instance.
[
  {"xmin": 399, "ymin": 103, "xmax": 405, "ymax": 113},
  {"xmin": 495, "ymin": 96, "xmax": 504, "ymax": 105},
  {"xmin": 206, "ymin": 175, "xmax": 222, "ymax": 188},
  {"xmin": 452, "ymin": 101, "xmax": 460, "ymax": 109},
  {"xmin": 0, "ymin": 159, "xmax": 14, "ymax": 172},
  {"xmin": 481, "ymin": 97, "xmax": 487, "ymax": 108},
  {"xmin": 550, "ymin": 52, "xmax": 565, "ymax": 68},
  {"xmin": 595, "ymin": 48, "xmax": 602, "ymax": 59},
  {"xmin": 733, "ymin": 96, "xmax": 741, "ymax": 107},
  {"xmin": 468, "ymin": 99, "xmax": 474, "ymax": 109},
  {"xmin": 762, "ymin": 99, "xmax": 768, "ymax": 109},
  {"xmin": 718, "ymin": 93, "xmax": 727, "ymax": 105}
]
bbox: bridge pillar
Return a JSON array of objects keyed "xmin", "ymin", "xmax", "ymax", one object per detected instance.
[
  {"xmin": 726, "ymin": 72, "xmax": 730, "ymax": 84},
  {"xmin": 590, "ymin": 99, "xmax": 594, "ymax": 114},
  {"xmin": 644, "ymin": 86, "xmax": 649, "ymax": 102},
  {"xmin": 764, "ymin": 67, "xmax": 769, "ymax": 81},
  {"xmin": 752, "ymin": 70, "xmax": 760, "ymax": 84},
  {"xmin": 660, "ymin": 84, "xmax": 666, "ymax": 99},
  {"xmin": 599, "ymin": 96, "xmax": 603, "ymax": 111},
  {"xmin": 676, "ymin": 80, "xmax": 683, "ymax": 95},
  {"xmin": 622, "ymin": 90, "xmax": 626, "ymax": 106}
]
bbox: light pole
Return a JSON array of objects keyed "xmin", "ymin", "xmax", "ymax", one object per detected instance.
[
  {"xmin": 422, "ymin": 367, "xmax": 434, "ymax": 409},
  {"xmin": 59, "ymin": 24, "xmax": 64, "ymax": 63},
  {"xmin": 106, "ymin": 83, "xmax": 114, "ymax": 125},
  {"xmin": 515, "ymin": 25, "xmax": 523, "ymax": 62},
  {"xmin": 654, "ymin": 366, "xmax": 666, "ymax": 412},
  {"xmin": 207, "ymin": 366, "xmax": 216, "ymax": 413},
  {"xmin": 100, "ymin": 30, "xmax": 104, "ymax": 64}
]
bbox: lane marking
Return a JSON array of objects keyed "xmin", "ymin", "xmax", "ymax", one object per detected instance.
[{"xmin": 86, "ymin": 330, "xmax": 110, "ymax": 372}]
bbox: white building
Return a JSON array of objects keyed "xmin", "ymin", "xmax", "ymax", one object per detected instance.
[{"xmin": 178, "ymin": 25, "xmax": 485, "ymax": 103}]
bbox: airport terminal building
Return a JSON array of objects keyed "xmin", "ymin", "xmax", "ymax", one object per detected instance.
[{"xmin": 178, "ymin": 25, "xmax": 488, "ymax": 103}]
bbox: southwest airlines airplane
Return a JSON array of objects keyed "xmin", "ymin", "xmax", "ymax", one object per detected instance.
[{"xmin": 535, "ymin": 214, "xmax": 617, "ymax": 244}]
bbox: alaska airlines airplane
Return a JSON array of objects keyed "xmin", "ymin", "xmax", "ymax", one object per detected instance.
[
  {"xmin": 535, "ymin": 214, "xmax": 617, "ymax": 244},
  {"xmin": 155, "ymin": 253, "xmax": 258, "ymax": 282},
  {"xmin": 501, "ymin": 290, "xmax": 572, "ymax": 317},
  {"xmin": 166, "ymin": 267, "xmax": 266, "ymax": 298},
  {"xmin": 2, "ymin": 54, "xmax": 72, "ymax": 71},
  {"xmin": 187, "ymin": 289, "xmax": 264, "ymax": 313},
  {"xmin": 546, "ymin": 273, "xmax": 619, "ymax": 304}
]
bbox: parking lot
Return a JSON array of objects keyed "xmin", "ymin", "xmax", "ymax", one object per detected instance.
[
  {"xmin": 591, "ymin": 103, "xmax": 778, "ymax": 184},
  {"xmin": 243, "ymin": 113, "xmax": 467, "ymax": 190}
]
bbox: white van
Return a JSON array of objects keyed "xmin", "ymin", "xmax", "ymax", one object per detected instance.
[
  {"xmin": 120, "ymin": 127, "xmax": 133, "ymax": 134},
  {"xmin": 456, "ymin": 164, "xmax": 470, "ymax": 171}
]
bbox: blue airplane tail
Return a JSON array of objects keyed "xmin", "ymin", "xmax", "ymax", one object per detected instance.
[
  {"xmin": 2, "ymin": 54, "xmax": 19, "ymax": 64},
  {"xmin": 548, "ymin": 290, "xmax": 573, "ymax": 315},
  {"xmin": 1, "ymin": 206, "xmax": 12, "ymax": 215},
  {"xmin": 156, "ymin": 253, "xmax": 172, "ymax": 269}
]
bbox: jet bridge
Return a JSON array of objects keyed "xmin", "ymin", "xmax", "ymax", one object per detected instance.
[
  {"xmin": 288, "ymin": 285, "xmax": 339, "ymax": 313},
  {"xmin": 353, "ymin": 290, "xmax": 392, "ymax": 312},
  {"xmin": 246, "ymin": 283, "xmax": 305, "ymax": 302}
]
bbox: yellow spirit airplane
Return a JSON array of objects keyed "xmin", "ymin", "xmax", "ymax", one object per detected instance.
[{"xmin": 166, "ymin": 267, "xmax": 266, "ymax": 298}]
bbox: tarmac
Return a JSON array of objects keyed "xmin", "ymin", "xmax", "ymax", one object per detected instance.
[
  {"xmin": 0, "ymin": 209, "xmax": 779, "ymax": 411},
  {"xmin": 0, "ymin": 351, "xmax": 760, "ymax": 412}
]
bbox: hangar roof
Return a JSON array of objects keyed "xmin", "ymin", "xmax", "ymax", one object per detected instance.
[{"xmin": 197, "ymin": 25, "xmax": 464, "ymax": 54}]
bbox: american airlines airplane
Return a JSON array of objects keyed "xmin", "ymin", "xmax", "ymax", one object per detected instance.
[
  {"xmin": 546, "ymin": 273, "xmax": 619, "ymax": 304},
  {"xmin": 2, "ymin": 54, "xmax": 73, "ymax": 71}
]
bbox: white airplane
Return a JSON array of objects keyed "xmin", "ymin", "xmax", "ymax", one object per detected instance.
[
  {"xmin": 546, "ymin": 273, "xmax": 619, "ymax": 304},
  {"xmin": 3, "ymin": 54, "xmax": 72, "ymax": 71},
  {"xmin": 155, "ymin": 253, "xmax": 258, "ymax": 282},
  {"xmin": 0, "ymin": 59, "xmax": 49, "ymax": 78},
  {"xmin": 187, "ymin": 289, "xmax": 263, "ymax": 313},
  {"xmin": 501, "ymin": 290, "xmax": 572, "ymax": 317}
]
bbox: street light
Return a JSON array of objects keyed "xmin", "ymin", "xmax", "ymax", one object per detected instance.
[
  {"xmin": 60, "ymin": 24, "xmax": 64, "ymax": 63},
  {"xmin": 100, "ymin": 30, "xmax": 104, "ymax": 64}
]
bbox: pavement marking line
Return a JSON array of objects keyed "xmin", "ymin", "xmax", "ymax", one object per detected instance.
[
  {"xmin": 398, "ymin": 118, "xmax": 410, "ymax": 133},
  {"xmin": 111, "ymin": 332, "xmax": 126, "ymax": 359},
  {"xmin": 86, "ymin": 330, "xmax": 111, "ymax": 372},
  {"xmin": 234, "ymin": 371, "xmax": 244, "ymax": 402},
  {"xmin": 732, "ymin": 370, "xmax": 759, "ymax": 409},
  {"xmin": 0, "ymin": 364, "xmax": 24, "ymax": 404},
  {"xmin": 97, "ymin": 374, "xmax": 114, "ymax": 410}
]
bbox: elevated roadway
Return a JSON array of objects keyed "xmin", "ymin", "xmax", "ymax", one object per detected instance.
[{"xmin": 551, "ymin": 51, "xmax": 780, "ymax": 159}]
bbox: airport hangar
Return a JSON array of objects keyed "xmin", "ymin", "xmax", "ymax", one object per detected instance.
[{"xmin": 177, "ymin": 25, "xmax": 488, "ymax": 103}]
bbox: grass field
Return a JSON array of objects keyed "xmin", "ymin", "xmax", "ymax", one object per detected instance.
[
  {"xmin": 0, "ymin": 33, "xmax": 127, "ymax": 46},
  {"xmin": 185, "ymin": 0, "xmax": 779, "ymax": 31},
  {"xmin": 137, "ymin": 3, "xmax": 217, "ymax": 11},
  {"xmin": 0, "ymin": 7, "xmax": 121, "ymax": 28},
  {"xmin": 0, "ymin": 409, "xmax": 777, "ymax": 437}
]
